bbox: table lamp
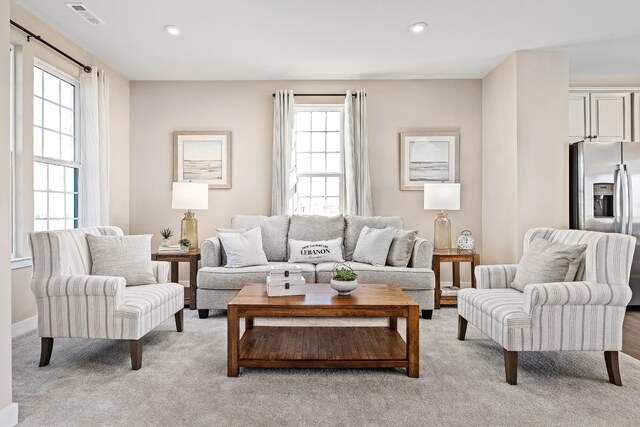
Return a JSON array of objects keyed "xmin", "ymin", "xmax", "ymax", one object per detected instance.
[
  {"xmin": 423, "ymin": 183, "xmax": 461, "ymax": 250},
  {"xmin": 172, "ymin": 182, "xmax": 209, "ymax": 249}
]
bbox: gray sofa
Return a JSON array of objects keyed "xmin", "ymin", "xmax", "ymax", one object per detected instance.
[{"xmin": 197, "ymin": 214, "xmax": 436, "ymax": 319}]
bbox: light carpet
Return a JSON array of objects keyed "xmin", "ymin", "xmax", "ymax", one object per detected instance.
[{"xmin": 12, "ymin": 308, "xmax": 640, "ymax": 426}]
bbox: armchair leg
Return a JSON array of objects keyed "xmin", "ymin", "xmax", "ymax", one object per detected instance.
[
  {"xmin": 130, "ymin": 340, "xmax": 142, "ymax": 370},
  {"xmin": 504, "ymin": 350, "xmax": 518, "ymax": 385},
  {"xmin": 605, "ymin": 351, "xmax": 622, "ymax": 386},
  {"xmin": 457, "ymin": 315, "xmax": 468, "ymax": 340},
  {"xmin": 39, "ymin": 337, "xmax": 54, "ymax": 367},
  {"xmin": 175, "ymin": 309, "xmax": 184, "ymax": 332},
  {"xmin": 198, "ymin": 309, "xmax": 209, "ymax": 319},
  {"xmin": 421, "ymin": 310, "xmax": 433, "ymax": 320}
]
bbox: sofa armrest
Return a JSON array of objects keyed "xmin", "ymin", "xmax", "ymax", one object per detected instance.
[
  {"xmin": 152, "ymin": 261, "xmax": 170, "ymax": 283},
  {"xmin": 523, "ymin": 281, "xmax": 633, "ymax": 315},
  {"xmin": 475, "ymin": 264, "xmax": 518, "ymax": 289},
  {"xmin": 30, "ymin": 275, "xmax": 125, "ymax": 299},
  {"xmin": 201, "ymin": 236, "xmax": 223, "ymax": 268},
  {"xmin": 408, "ymin": 238, "xmax": 433, "ymax": 268}
]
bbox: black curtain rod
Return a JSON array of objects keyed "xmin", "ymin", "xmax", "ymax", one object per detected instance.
[
  {"xmin": 10, "ymin": 20, "xmax": 92, "ymax": 73},
  {"xmin": 272, "ymin": 93, "xmax": 363, "ymax": 97}
]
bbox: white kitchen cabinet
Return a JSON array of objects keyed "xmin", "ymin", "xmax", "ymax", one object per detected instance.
[
  {"xmin": 569, "ymin": 91, "xmax": 632, "ymax": 142},
  {"xmin": 569, "ymin": 92, "xmax": 590, "ymax": 143},
  {"xmin": 634, "ymin": 93, "xmax": 640, "ymax": 142}
]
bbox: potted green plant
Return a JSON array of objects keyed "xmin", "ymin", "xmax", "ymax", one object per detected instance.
[
  {"xmin": 178, "ymin": 238, "xmax": 191, "ymax": 254},
  {"xmin": 160, "ymin": 228, "xmax": 174, "ymax": 247},
  {"xmin": 330, "ymin": 263, "xmax": 358, "ymax": 295}
]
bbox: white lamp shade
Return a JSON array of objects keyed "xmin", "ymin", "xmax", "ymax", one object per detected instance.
[
  {"xmin": 423, "ymin": 183, "xmax": 461, "ymax": 211},
  {"xmin": 172, "ymin": 182, "xmax": 209, "ymax": 210}
]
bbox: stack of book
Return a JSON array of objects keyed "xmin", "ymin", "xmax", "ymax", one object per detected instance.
[
  {"xmin": 266, "ymin": 265, "xmax": 306, "ymax": 296},
  {"xmin": 157, "ymin": 245, "xmax": 182, "ymax": 253}
]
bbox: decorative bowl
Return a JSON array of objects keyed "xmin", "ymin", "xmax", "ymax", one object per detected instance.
[{"xmin": 330, "ymin": 279, "xmax": 358, "ymax": 295}]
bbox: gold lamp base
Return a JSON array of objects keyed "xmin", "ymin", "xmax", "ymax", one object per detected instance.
[
  {"xmin": 433, "ymin": 211, "xmax": 452, "ymax": 250},
  {"xmin": 181, "ymin": 211, "xmax": 198, "ymax": 249}
]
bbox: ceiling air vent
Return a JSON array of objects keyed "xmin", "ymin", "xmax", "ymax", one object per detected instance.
[{"xmin": 65, "ymin": 3, "xmax": 105, "ymax": 25}]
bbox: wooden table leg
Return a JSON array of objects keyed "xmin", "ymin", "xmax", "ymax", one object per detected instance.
[
  {"xmin": 453, "ymin": 261, "xmax": 460, "ymax": 288},
  {"xmin": 227, "ymin": 305, "xmax": 239, "ymax": 377},
  {"xmin": 245, "ymin": 317, "xmax": 254, "ymax": 330},
  {"xmin": 388, "ymin": 316, "xmax": 397, "ymax": 330},
  {"xmin": 407, "ymin": 304, "xmax": 420, "ymax": 378},
  {"xmin": 433, "ymin": 258, "xmax": 441, "ymax": 309},
  {"xmin": 170, "ymin": 261, "xmax": 179, "ymax": 283},
  {"xmin": 189, "ymin": 258, "xmax": 198, "ymax": 310},
  {"xmin": 471, "ymin": 254, "xmax": 480, "ymax": 288}
]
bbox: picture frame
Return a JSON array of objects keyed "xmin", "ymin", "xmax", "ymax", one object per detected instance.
[
  {"xmin": 399, "ymin": 130, "xmax": 460, "ymax": 190},
  {"xmin": 173, "ymin": 131, "xmax": 232, "ymax": 189}
]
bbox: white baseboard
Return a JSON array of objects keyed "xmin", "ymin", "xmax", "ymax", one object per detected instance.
[
  {"xmin": 12, "ymin": 315, "xmax": 37, "ymax": 338},
  {"xmin": 441, "ymin": 281, "xmax": 472, "ymax": 288},
  {"xmin": 0, "ymin": 403, "xmax": 19, "ymax": 427}
]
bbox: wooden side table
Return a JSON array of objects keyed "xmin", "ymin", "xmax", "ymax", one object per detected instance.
[
  {"xmin": 432, "ymin": 249, "xmax": 480, "ymax": 309},
  {"xmin": 151, "ymin": 249, "xmax": 200, "ymax": 310}
]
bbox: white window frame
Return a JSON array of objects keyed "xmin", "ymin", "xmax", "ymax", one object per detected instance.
[
  {"xmin": 9, "ymin": 44, "xmax": 16, "ymax": 257},
  {"xmin": 292, "ymin": 104, "xmax": 344, "ymax": 216},
  {"xmin": 32, "ymin": 59, "xmax": 81, "ymax": 232}
]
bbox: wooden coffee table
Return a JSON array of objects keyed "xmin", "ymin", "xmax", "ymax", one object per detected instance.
[{"xmin": 227, "ymin": 283, "xmax": 419, "ymax": 377}]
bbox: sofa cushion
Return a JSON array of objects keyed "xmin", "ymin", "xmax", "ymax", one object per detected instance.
[
  {"xmin": 387, "ymin": 229, "xmax": 419, "ymax": 267},
  {"xmin": 197, "ymin": 262, "xmax": 316, "ymax": 290},
  {"xmin": 289, "ymin": 215, "xmax": 345, "ymax": 243},
  {"xmin": 87, "ymin": 234, "xmax": 156, "ymax": 286},
  {"xmin": 315, "ymin": 261, "xmax": 434, "ymax": 290},
  {"xmin": 511, "ymin": 237, "xmax": 587, "ymax": 292},
  {"xmin": 230, "ymin": 215, "xmax": 290, "ymax": 262},
  {"xmin": 458, "ymin": 288, "xmax": 531, "ymax": 327},
  {"xmin": 352, "ymin": 226, "xmax": 395, "ymax": 266},
  {"xmin": 344, "ymin": 215, "xmax": 404, "ymax": 261},
  {"xmin": 116, "ymin": 283, "xmax": 184, "ymax": 318}
]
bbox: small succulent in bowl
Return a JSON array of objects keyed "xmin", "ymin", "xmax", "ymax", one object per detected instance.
[
  {"xmin": 178, "ymin": 239, "xmax": 191, "ymax": 253},
  {"xmin": 330, "ymin": 263, "xmax": 358, "ymax": 295},
  {"xmin": 160, "ymin": 228, "xmax": 174, "ymax": 247}
]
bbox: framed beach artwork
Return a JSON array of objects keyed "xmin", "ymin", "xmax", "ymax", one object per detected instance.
[
  {"xmin": 173, "ymin": 131, "xmax": 231, "ymax": 189},
  {"xmin": 399, "ymin": 130, "xmax": 459, "ymax": 190}
]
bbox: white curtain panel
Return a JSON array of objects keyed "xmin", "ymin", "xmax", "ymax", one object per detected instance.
[
  {"xmin": 344, "ymin": 90, "xmax": 373, "ymax": 216},
  {"xmin": 271, "ymin": 89, "xmax": 296, "ymax": 215},
  {"xmin": 79, "ymin": 69, "xmax": 110, "ymax": 226}
]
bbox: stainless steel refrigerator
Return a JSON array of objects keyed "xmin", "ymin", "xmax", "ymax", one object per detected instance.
[{"xmin": 570, "ymin": 140, "xmax": 640, "ymax": 305}]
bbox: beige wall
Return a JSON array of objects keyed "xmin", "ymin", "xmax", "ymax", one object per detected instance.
[
  {"xmin": 515, "ymin": 51, "xmax": 569, "ymax": 247},
  {"xmin": 10, "ymin": 4, "xmax": 130, "ymax": 325},
  {"xmin": 481, "ymin": 51, "xmax": 569, "ymax": 264},
  {"xmin": 130, "ymin": 80, "xmax": 483, "ymax": 282},
  {"xmin": 481, "ymin": 54, "xmax": 519, "ymax": 264},
  {"xmin": 2, "ymin": 0, "xmax": 16, "ymax": 418}
]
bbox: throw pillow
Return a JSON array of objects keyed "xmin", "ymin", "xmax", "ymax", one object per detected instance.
[
  {"xmin": 510, "ymin": 237, "xmax": 588, "ymax": 292},
  {"xmin": 387, "ymin": 229, "xmax": 419, "ymax": 267},
  {"xmin": 218, "ymin": 227, "xmax": 269, "ymax": 268},
  {"xmin": 352, "ymin": 226, "xmax": 396, "ymax": 266},
  {"xmin": 217, "ymin": 228, "xmax": 247, "ymax": 265},
  {"xmin": 87, "ymin": 234, "xmax": 156, "ymax": 286},
  {"xmin": 288, "ymin": 237, "xmax": 345, "ymax": 264}
]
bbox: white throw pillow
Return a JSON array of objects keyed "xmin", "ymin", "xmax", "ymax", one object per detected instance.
[
  {"xmin": 352, "ymin": 226, "xmax": 396, "ymax": 266},
  {"xmin": 218, "ymin": 227, "xmax": 269, "ymax": 268},
  {"xmin": 510, "ymin": 237, "xmax": 588, "ymax": 292},
  {"xmin": 87, "ymin": 234, "xmax": 157, "ymax": 286},
  {"xmin": 288, "ymin": 237, "xmax": 344, "ymax": 264}
]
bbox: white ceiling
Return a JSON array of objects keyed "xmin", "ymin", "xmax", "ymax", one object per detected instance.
[{"xmin": 14, "ymin": 0, "xmax": 640, "ymax": 81}]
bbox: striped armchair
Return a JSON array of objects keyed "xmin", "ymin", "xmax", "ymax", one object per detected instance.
[
  {"xmin": 29, "ymin": 227, "xmax": 184, "ymax": 370},
  {"xmin": 458, "ymin": 228, "xmax": 635, "ymax": 385}
]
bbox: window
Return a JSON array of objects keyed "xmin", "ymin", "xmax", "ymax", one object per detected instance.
[
  {"xmin": 293, "ymin": 106, "xmax": 343, "ymax": 215},
  {"xmin": 33, "ymin": 63, "xmax": 79, "ymax": 231},
  {"xmin": 9, "ymin": 44, "xmax": 16, "ymax": 255}
]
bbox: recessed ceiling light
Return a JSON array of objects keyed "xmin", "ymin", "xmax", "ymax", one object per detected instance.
[
  {"xmin": 165, "ymin": 25, "xmax": 182, "ymax": 36},
  {"xmin": 409, "ymin": 22, "xmax": 427, "ymax": 34}
]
